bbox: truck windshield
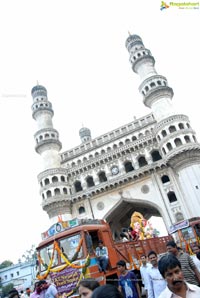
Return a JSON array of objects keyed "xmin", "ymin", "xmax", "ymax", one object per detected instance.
[
  {"xmin": 60, "ymin": 234, "xmax": 83, "ymax": 262},
  {"xmin": 40, "ymin": 243, "xmax": 59, "ymax": 271}
]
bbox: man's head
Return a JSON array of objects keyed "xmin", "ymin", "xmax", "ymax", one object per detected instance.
[
  {"xmin": 148, "ymin": 250, "xmax": 158, "ymax": 267},
  {"xmin": 8, "ymin": 289, "xmax": 20, "ymax": 298},
  {"xmin": 140, "ymin": 254, "xmax": 147, "ymax": 265},
  {"xmin": 158, "ymin": 254, "xmax": 185, "ymax": 291},
  {"xmin": 37, "ymin": 280, "xmax": 48, "ymax": 291},
  {"xmin": 192, "ymin": 244, "xmax": 200, "ymax": 255},
  {"xmin": 166, "ymin": 240, "xmax": 178, "ymax": 255},
  {"xmin": 98, "ymin": 240, "xmax": 103, "ymax": 248},
  {"xmin": 116, "ymin": 260, "xmax": 126, "ymax": 274}
]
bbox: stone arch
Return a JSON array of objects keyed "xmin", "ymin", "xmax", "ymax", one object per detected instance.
[
  {"xmin": 104, "ymin": 197, "xmax": 166, "ymax": 240},
  {"xmin": 167, "ymin": 191, "xmax": 178, "ymax": 203},
  {"xmin": 78, "ymin": 206, "xmax": 85, "ymax": 214},
  {"xmin": 138, "ymin": 156, "xmax": 148, "ymax": 167},
  {"xmin": 86, "ymin": 176, "xmax": 95, "ymax": 188},
  {"xmin": 52, "ymin": 176, "xmax": 58, "ymax": 183},
  {"xmin": 124, "ymin": 161, "xmax": 134, "ymax": 173},
  {"xmin": 161, "ymin": 175, "xmax": 170, "ymax": 183},
  {"xmin": 174, "ymin": 138, "xmax": 182, "ymax": 147},
  {"xmin": 74, "ymin": 180, "xmax": 83, "ymax": 192},
  {"xmin": 151, "ymin": 150, "xmax": 162, "ymax": 162},
  {"xmin": 98, "ymin": 171, "xmax": 107, "ymax": 183}
]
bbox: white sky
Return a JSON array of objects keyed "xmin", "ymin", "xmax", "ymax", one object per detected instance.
[{"xmin": 0, "ymin": 0, "xmax": 199, "ymax": 263}]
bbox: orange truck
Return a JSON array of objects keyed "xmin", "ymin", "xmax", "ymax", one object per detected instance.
[
  {"xmin": 36, "ymin": 218, "xmax": 172, "ymax": 297},
  {"xmin": 168, "ymin": 217, "xmax": 200, "ymax": 253}
]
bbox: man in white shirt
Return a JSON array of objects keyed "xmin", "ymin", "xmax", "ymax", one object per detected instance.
[
  {"xmin": 140, "ymin": 254, "xmax": 151, "ymax": 297},
  {"xmin": 95, "ymin": 240, "xmax": 109, "ymax": 273},
  {"xmin": 158, "ymin": 253, "xmax": 200, "ymax": 298},
  {"xmin": 191, "ymin": 244, "xmax": 200, "ymax": 272},
  {"xmin": 146, "ymin": 251, "xmax": 166, "ymax": 298}
]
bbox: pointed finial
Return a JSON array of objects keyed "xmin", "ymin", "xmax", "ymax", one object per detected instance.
[{"xmin": 128, "ymin": 31, "xmax": 131, "ymax": 36}]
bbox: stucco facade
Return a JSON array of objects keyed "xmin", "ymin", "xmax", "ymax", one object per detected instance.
[{"xmin": 31, "ymin": 34, "xmax": 200, "ymax": 237}]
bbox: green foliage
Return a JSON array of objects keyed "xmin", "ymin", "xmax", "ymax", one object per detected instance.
[
  {"xmin": 0, "ymin": 260, "xmax": 13, "ymax": 269},
  {"xmin": 1, "ymin": 283, "xmax": 14, "ymax": 297}
]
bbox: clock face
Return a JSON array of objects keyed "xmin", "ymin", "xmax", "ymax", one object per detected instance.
[{"xmin": 111, "ymin": 166, "xmax": 119, "ymax": 175}]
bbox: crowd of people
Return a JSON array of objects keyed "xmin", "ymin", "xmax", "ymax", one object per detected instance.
[
  {"xmin": 8, "ymin": 240, "xmax": 200, "ymax": 298},
  {"xmin": 8, "ymin": 280, "xmax": 58, "ymax": 298}
]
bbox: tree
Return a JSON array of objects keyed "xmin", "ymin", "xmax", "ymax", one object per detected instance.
[
  {"xmin": 0, "ymin": 260, "xmax": 13, "ymax": 269},
  {"xmin": 1, "ymin": 283, "xmax": 14, "ymax": 298}
]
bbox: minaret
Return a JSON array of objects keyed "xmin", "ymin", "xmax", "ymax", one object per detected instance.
[
  {"xmin": 126, "ymin": 34, "xmax": 200, "ymax": 218},
  {"xmin": 31, "ymin": 84, "xmax": 72, "ymax": 222},
  {"xmin": 31, "ymin": 84, "xmax": 62, "ymax": 169},
  {"xmin": 79, "ymin": 126, "xmax": 92, "ymax": 143},
  {"xmin": 125, "ymin": 34, "xmax": 175, "ymax": 122}
]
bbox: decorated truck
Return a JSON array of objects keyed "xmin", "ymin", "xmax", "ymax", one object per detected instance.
[
  {"xmin": 36, "ymin": 217, "xmax": 172, "ymax": 297},
  {"xmin": 168, "ymin": 217, "xmax": 200, "ymax": 253}
]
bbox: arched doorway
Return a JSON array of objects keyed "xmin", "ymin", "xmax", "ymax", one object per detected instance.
[{"xmin": 104, "ymin": 198, "xmax": 166, "ymax": 240}]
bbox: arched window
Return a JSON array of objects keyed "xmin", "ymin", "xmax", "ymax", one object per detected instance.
[
  {"xmin": 40, "ymin": 181, "xmax": 43, "ymax": 187},
  {"xmin": 138, "ymin": 133, "xmax": 143, "ymax": 138},
  {"xmin": 151, "ymin": 150, "xmax": 162, "ymax": 162},
  {"xmin": 63, "ymin": 188, "xmax": 67, "ymax": 194},
  {"xmin": 145, "ymin": 130, "xmax": 150, "ymax": 136},
  {"xmin": 162, "ymin": 148, "xmax": 166, "ymax": 155},
  {"xmin": 125, "ymin": 139, "xmax": 130, "ymax": 144},
  {"xmin": 167, "ymin": 143, "xmax": 173, "ymax": 151},
  {"xmin": 86, "ymin": 176, "xmax": 95, "ymax": 188},
  {"xmin": 52, "ymin": 176, "xmax": 58, "ymax": 183},
  {"xmin": 174, "ymin": 138, "xmax": 182, "ymax": 147},
  {"xmin": 138, "ymin": 156, "xmax": 148, "ymax": 167},
  {"xmin": 178, "ymin": 123, "xmax": 184, "ymax": 129},
  {"xmin": 167, "ymin": 191, "xmax": 177, "ymax": 203},
  {"xmin": 186, "ymin": 123, "xmax": 190, "ymax": 128},
  {"xmin": 150, "ymin": 82, "xmax": 156, "ymax": 88},
  {"xmin": 161, "ymin": 175, "xmax": 170, "ymax": 183},
  {"xmin": 169, "ymin": 126, "xmax": 176, "ymax": 133},
  {"xmin": 184, "ymin": 136, "xmax": 190, "ymax": 143},
  {"xmin": 161, "ymin": 130, "xmax": 167, "ymax": 137},
  {"xmin": 124, "ymin": 161, "xmax": 134, "ymax": 173},
  {"xmin": 54, "ymin": 188, "xmax": 60, "ymax": 195},
  {"xmin": 132, "ymin": 136, "xmax": 137, "ymax": 141},
  {"xmin": 44, "ymin": 178, "xmax": 50, "ymax": 185},
  {"xmin": 79, "ymin": 206, "xmax": 85, "ymax": 214},
  {"xmin": 157, "ymin": 135, "xmax": 161, "ymax": 141},
  {"xmin": 61, "ymin": 176, "xmax": 65, "ymax": 182},
  {"xmin": 46, "ymin": 190, "xmax": 52, "ymax": 198},
  {"xmin": 74, "ymin": 181, "xmax": 83, "ymax": 192},
  {"xmin": 98, "ymin": 171, "xmax": 107, "ymax": 183},
  {"xmin": 42, "ymin": 193, "xmax": 45, "ymax": 200}
]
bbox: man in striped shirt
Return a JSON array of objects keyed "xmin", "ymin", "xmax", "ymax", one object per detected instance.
[{"xmin": 166, "ymin": 240, "xmax": 200, "ymax": 286}]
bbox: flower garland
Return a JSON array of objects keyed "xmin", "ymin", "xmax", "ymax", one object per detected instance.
[
  {"xmin": 37, "ymin": 242, "xmax": 56, "ymax": 279},
  {"xmin": 37, "ymin": 238, "xmax": 89, "ymax": 279},
  {"xmin": 128, "ymin": 252, "xmax": 139, "ymax": 270}
]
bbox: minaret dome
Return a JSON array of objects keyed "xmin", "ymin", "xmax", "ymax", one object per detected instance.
[{"xmin": 79, "ymin": 127, "xmax": 92, "ymax": 143}]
